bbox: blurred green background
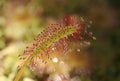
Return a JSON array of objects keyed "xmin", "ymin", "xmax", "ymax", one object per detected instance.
[{"xmin": 0, "ymin": 0, "xmax": 120, "ymax": 81}]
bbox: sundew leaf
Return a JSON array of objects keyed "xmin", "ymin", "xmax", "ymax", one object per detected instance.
[{"xmin": 14, "ymin": 15, "xmax": 96, "ymax": 81}]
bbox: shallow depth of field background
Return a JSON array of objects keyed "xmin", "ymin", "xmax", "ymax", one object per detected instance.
[{"xmin": 0, "ymin": 0, "xmax": 120, "ymax": 81}]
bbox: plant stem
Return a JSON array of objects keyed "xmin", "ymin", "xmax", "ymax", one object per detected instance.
[{"xmin": 14, "ymin": 54, "xmax": 34, "ymax": 81}]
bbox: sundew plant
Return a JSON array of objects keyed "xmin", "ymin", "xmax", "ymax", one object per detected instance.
[{"xmin": 14, "ymin": 15, "xmax": 96, "ymax": 81}]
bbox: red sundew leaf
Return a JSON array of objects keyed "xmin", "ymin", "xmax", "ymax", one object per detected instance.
[{"xmin": 14, "ymin": 15, "xmax": 96, "ymax": 81}]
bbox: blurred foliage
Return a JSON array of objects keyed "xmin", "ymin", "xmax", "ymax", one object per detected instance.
[{"xmin": 0, "ymin": 0, "xmax": 120, "ymax": 81}]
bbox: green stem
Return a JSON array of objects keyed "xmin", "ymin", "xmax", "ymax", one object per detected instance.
[{"xmin": 14, "ymin": 54, "xmax": 34, "ymax": 81}]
